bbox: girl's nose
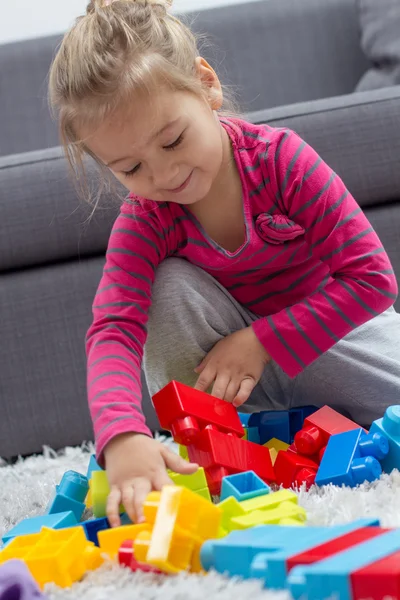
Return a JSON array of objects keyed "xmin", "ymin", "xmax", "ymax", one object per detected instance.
[{"xmin": 151, "ymin": 159, "xmax": 180, "ymax": 190}]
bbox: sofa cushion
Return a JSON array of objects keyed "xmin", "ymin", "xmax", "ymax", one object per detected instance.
[
  {"xmin": 356, "ymin": 0, "xmax": 400, "ymax": 91},
  {"xmin": 0, "ymin": 147, "xmax": 121, "ymax": 272}
]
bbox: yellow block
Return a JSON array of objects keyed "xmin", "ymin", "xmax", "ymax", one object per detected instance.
[
  {"xmin": 264, "ymin": 438, "xmax": 290, "ymax": 465},
  {"xmin": 98, "ymin": 523, "xmax": 150, "ymax": 559},
  {"xmin": 239, "ymin": 488, "xmax": 298, "ymax": 513},
  {"xmin": 179, "ymin": 445, "xmax": 189, "ymax": 460},
  {"xmin": 230, "ymin": 501, "xmax": 307, "ymax": 529},
  {"xmin": 217, "ymin": 496, "xmax": 245, "ymax": 532}
]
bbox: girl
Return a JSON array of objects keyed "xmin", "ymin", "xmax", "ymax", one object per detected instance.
[{"xmin": 49, "ymin": 0, "xmax": 400, "ymax": 527}]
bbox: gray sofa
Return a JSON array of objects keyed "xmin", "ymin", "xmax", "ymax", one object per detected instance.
[{"xmin": 1, "ymin": 0, "xmax": 400, "ymax": 459}]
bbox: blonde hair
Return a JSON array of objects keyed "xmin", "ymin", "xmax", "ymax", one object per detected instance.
[{"xmin": 48, "ymin": 0, "xmax": 237, "ymax": 203}]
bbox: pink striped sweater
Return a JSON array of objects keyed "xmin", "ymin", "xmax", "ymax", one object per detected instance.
[{"xmin": 86, "ymin": 118, "xmax": 398, "ymax": 461}]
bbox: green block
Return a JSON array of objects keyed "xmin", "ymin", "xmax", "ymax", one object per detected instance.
[
  {"xmin": 91, "ymin": 470, "xmax": 124, "ymax": 517},
  {"xmin": 179, "ymin": 445, "xmax": 189, "ymax": 460},
  {"xmin": 168, "ymin": 467, "xmax": 208, "ymax": 492}
]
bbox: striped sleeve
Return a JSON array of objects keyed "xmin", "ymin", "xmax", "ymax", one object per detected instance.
[
  {"xmin": 86, "ymin": 201, "xmax": 167, "ymax": 463},
  {"xmin": 252, "ymin": 128, "xmax": 398, "ymax": 377}
]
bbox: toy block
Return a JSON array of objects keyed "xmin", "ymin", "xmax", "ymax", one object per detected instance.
[
  {"xmin": 315, "ymin": 428, "xmax": 389, "ymax": 487},
  {"xmin": 288, "ymin": 528, "xmax": 400, "ymax": 600},
  {"xmin": 0, "ymin": 527, "xmax": 103, "ymax": 588},
  {"xmin": 168, "ymin": 467, "xmax": 210, "ymax": 500},
  {"xmin": 250, "ymin": 518, "xmax": 381, "ymax": 590},
  {"xmin": 201, "ymin": 523, "xmax": 349, "ymax": 579},
  {"xmin": 217, "ymin": 497, "xmax": 245, "ymax": 532},
  {"xmin": 264, "ymin": 438, "xmax": 290, "ymax": 465},
  {"xmin": 293, "ymin": 405, "xmax": 362, "ymax": 458},
  {"xmin": 81, "ymin": 517, "xmax": 109, "ymax": 546},
  {"xmin": 179, "ymin": 444, "xmax": 189, "ymax": 461},
  {"xmin": 220, "ymin": 471, "xmax": 270, "ymax": 502},
  {"xmin": 187, "ymin": 428, "xmax": 275, "ymax": 496},
  {"xmin": 248, "ymin": 410, "xmax": 291, "ymax": 444},
  {"xmin": 85, "ymin": 484, "xmax": 92, "ymax": 509},
  {"xmin": 86, "ymin": 454, "xmax": 102, "ymax": 479},
  {"xmin": 351, "ymin": 548, "xmax": 400, "ymax": 600},
  {"xmin": 118, "ymin": 540, "xmax": 162, "ymax": 573},
  {"xmin": 91, "ymin": 470, "xmax": 124, "ymax": 518},
  {"xmin": 288, "ymin": 406, "xmax": 318, "ymax": 442},
  {"xmin": 46, "ymin": 470, "xmax": 88, "ymax": 522},
  {"xmin": 135, "ymin": 486, "xmax": 221, "ymax": 574},
  {"xmin": 274, "ymin": 449, "xmax": 319, "ymax": 489},
  {"xmin": 246, "ymin": 427, "xmax": 261, "ymax": 444},
  {"xmin": 230, "ymin": 501, "xmax": 306, "ymax": 529},
  {"xmin": 2, "ymin": 512, "xmax": 78, "ymax": 545},
  {"xmin": 370, "ymin": 405, "xmax": 400, "ymax": 473},
  {"xmin": 152, "ymin": 380, "xmax": 244, "ymax": 444},
  {"xmin": 98, "ymin": 523, "xmax": 150, "ymax": 559},
  {"xmin": 0, "ymin": 559, "xmax": 46, "ymax": 600},
  {"xmin": 238, "ymin": 412, "xmax": 252, "ymax": 427}
]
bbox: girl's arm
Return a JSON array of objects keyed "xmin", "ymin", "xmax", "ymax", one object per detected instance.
[
  {"xmin": 252, "ymin": 129, "xmax": 398, "ymax": 377},
  {"xmin": 86, "ymin": 199, "xmax": 169, "ymax": 464}
]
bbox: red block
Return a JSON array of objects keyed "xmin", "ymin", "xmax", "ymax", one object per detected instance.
[
  {"xmin": 152, "ymin": 380, "xmax": 244, "ymax": 444},
  {"xmin": 294, "ymin": 406, "xmax": 362, "ymax": 457},
  {"xmin": 274, "ymin": 449, "xmax": 318, "ymax": 489},
  {"xmin": 287, "ymin": 527, "xmax": 388, "ymax": 572},
  {"xmin": 351, "ymin": 548, "xmax": 400, "ymax": 600},
  {"xmin": 187, "ymin": 427, "xmax": 275, "ymax": 495},
  {"xmin": 118, "ymin": 540, "xmax": 162, "ymax": 574}
]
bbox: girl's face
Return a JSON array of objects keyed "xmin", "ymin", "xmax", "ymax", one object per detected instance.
[{"xmin": 81, "ymin": 81, "xmax": 228, "ymax": 206}]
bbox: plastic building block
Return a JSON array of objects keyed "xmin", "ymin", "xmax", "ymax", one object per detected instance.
[
  {"xmin": 179, "ymin": 444, "xmax": 189, "ymax": 461},
  {"xmin": 98, "ymin": 523, "xmax": 150, "ymax": 559},
  {"xmin": 230, "ymin": 501, "xmax": 306, "ymax": 529},
  {"xmin": 264, "ymin": 438, "xmax": 290, "ymax": 465},
  {"xmin": 220, "ymin": 471, "xmax": 270, "ymax": 502},
  {"xmin": 91, "ymin": 470, "xmax": 124, "ymax": 518},
  {"xmin": 351, "ymin": 548, "xmax": 400, "ymax": 600},
  {"xmin": 81, "ymin": 517, "xmax": 109, "ymax": 546},
  {"xmin": 135, "ymin": 486, "xmax": 221, "ymax": 574},
  {"xmin": 238, "ymin": 413, "xmax": 252, "ymax": 427},
  {"xmin": 293, "ymin": 405, "xmax": 362, "ymax": 458},
  {"xmin": 274, "ymin": 449, "xmax": 319, "ymax": 489},
  {"xmin": 152, "ymin": 380, "xmax": 244, "ymax": 444},
  {"xmin": 0, "ymin": 527, "xmax": 103, "ymax": 588},
  {"xmin": 2, "ymin": 512, "xmax": 78, "ymax": 545},
  {"xmin": 315, "ymin": 428, "xmax": 389, "ymax": 487},
  {"xmin": 118, "ymin": 540, "xmax": 162, "ymax": 573},
  {"xmin": 46, "ymin": 470, "xmax": 88, "ymax": 522},
  {"xmin": 370, "ymin": 405, "xmax": 400, "ymax": 473},
  {"xmin": 86, "ymin": 454, "xmax": 102, "ymax": 479},
  {"xmin": 288, "ymin": 528, "xmax": 400, "ymax": 600},
  {"xmin": 288, "ymin": 406, "xmax": 318, "ymax": 442},
  {"xmin": 249, "ymin": 518, "xmax": 380, "ymax": 590},
  {"xmin": 249, "ymin": 410, "xmax": 291, "ymax": 444},
  {"xmin": 246, "ymin": 427, "xmax": 261, "ymax": 444},
  {"xmin": 187, "ymin": 428, "xmax": 275, "ymax": 496},
  {"xmin": 0, "ymin": 559, "xmax": 46, "ymax": 600},
  {"xmin": 168, "ymin": 467, "xmax": 209, "ymax": 494}
]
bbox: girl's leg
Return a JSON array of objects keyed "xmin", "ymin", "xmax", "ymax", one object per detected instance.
[
  {"xmin": 292, "ymin": 306, "xmax": 400, "ymax": 427},
  {"xmin": 143, "ymin": 258, "xmax": 293, "ymax": 413}
]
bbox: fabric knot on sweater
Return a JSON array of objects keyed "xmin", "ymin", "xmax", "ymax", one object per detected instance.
[{"xmin": 254, "ymin": 213, "xmax": 305, "ymax": 244}]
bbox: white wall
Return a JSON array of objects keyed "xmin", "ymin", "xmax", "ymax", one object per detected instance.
[{"xmin": 0, "ymin": 0, "xmax": 261, "ymax": 45}]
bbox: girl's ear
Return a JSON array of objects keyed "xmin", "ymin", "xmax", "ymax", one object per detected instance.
[{"xmin": 195, "ymin": 56, "xmax": 223, "ymax": 110}]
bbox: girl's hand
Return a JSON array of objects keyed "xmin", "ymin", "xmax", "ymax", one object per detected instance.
[
  {"xmin": 103, "ymin": 432, "xmax": 198, "ymax": 527},
  {"xmin": 194, "ymin": 326, "xmax": 270, "ymax": 408}
]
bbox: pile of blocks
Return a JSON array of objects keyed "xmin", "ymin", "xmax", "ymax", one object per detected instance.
[{"xmin": 1, "ymin": 380, "xmax": 400, "ymax": 600}]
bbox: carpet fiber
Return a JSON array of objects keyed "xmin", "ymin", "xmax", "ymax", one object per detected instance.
[{"xmin": 2, "ymin": 442, "xmax": 400, "ymax": 599}]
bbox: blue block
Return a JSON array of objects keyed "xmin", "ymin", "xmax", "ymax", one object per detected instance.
[
  {"xmin": 120, "ymin": 513, "xmax": 133, "ymax": 525},
  {"xmin": 288, "ymin": 406, "xmax": 318, "ymax": 443},
  {"xmin": 81, "ymin": 517, "xmax": 110, "ymax": 545},
  {"xmin": 248, "ymin": 410, "xmax": 291, "ymax": 444},
  {"xmin": 47, "ymin": 470, "xmax": 89, "ymax": 521},
  {"xmin": 2, "ymin": 512, "xmax": 77, "ymax": 544},
  {"xmin": 87, "ymin": 454, "xmax": 102, "ymax": 479},
  {"xmin": 238, "ymin": 413, "xmax": 252, "ymax": 427},
  {"xmin": 220, "ymin": 471, "xmax": 270, "ymax": 502},
  {"xmin": 249, "ymin": 518, "xmax": 380, "ymax": 589},
  {"xmin": 246, "ymin": 427, "xmax": 260, "ymax": 444},
  {"xmin": 288, "ymin": 528, "xmax": 400, "ymax": 600},
  {"xmin": 370, "ymin": 405, "xmax": 400, "ymax": 473},
  {"xmin": 315, "ymin": 428, "xmax": 389, "ymax": 487}
]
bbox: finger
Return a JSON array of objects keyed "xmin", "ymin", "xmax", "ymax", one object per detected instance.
[
  {"xmin": 194, "ymin": 355, "xmax": 208, "ymax": 374},
  {"xmin": 131, "ymin": 478, "xmax": 152, "ymax": 524},
  {"xmin": 106, "ymin": 485, "xmax": 123, "ymax": 528},
  {"xmin": 194, "ymin": 365, "xmax": 216, "ymax": 393},
  {"xmin": 153, "ymin": 468, "xmax": 174, "ymax": 491},
  {"xmin": 161, "ymin": 445, "xmax": 198, "ymax": 474},
  {"xmin": 232, "ymin": 377, "xmax": 256, "ymax": 408},
  {"xmin": 224, "ymin": 379, "xmax": 241, "ymax": 403},
  {"xmin": 211, "ymin": 373, "xmax": 230, "ymax": 400},
  {"xmin": 120, "ymin": 484, "xmax": 136, "ymax": 524}
]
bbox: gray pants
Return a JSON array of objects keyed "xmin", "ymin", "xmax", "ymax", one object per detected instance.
[{"xmin": 144, "ymin": 258, "xmax": 400, "ymax": 428}]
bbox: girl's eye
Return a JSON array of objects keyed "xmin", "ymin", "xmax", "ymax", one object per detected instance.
[
  {"xmin": 123, "ymin": 164, "xmax": 141, "ymax": 178},
  {"xmin": 164, "ymin": 133, "xmax": 184, "ymax": 150}
]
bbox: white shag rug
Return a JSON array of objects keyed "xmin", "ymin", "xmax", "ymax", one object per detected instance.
[{"xmin": 2, "ymin": 441, "xmax": 400, "ymax": 600}]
